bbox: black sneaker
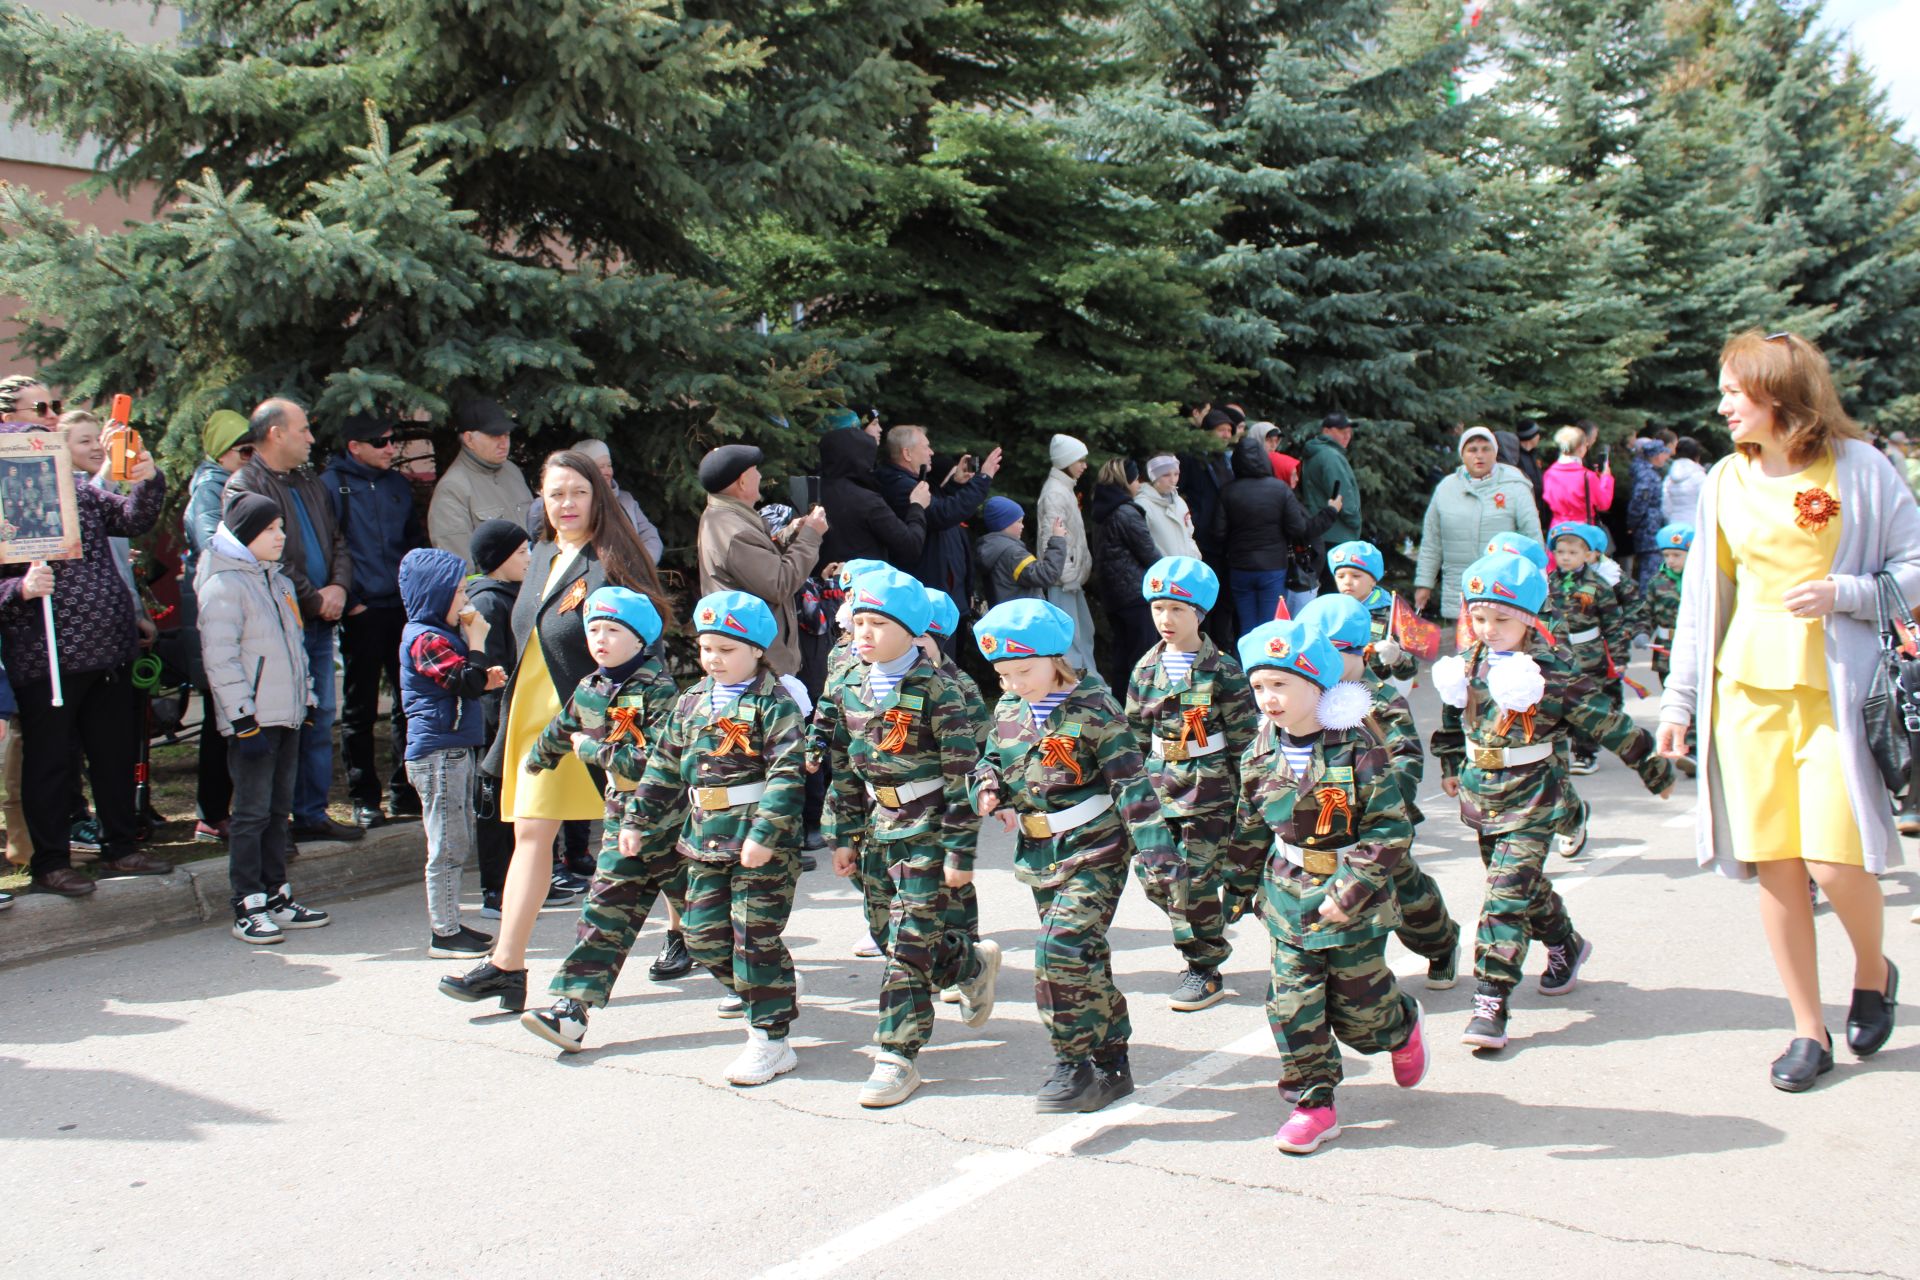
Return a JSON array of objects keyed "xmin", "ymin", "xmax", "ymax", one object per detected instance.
[
  {"xmin": 1538, "ymin": 933, "xmax": 1592, "ymax": 996},
  {"xmin": 1079, "ymin": 1058, "xmax": 1135, "ymax": 1113},
  {"xmin": 231, "ymin": 893, "xmax": 284, "ymax": 945},
  {"xmin": 1462, "ymin": 985, "xmax": 1509, "ymax": 1050},
  {"xmin": 649, "ymin": 929, "xmax": 695, "ymax": 980},
  {"xmin": 266, "ymin": 886, "xmax": 330, "ymax": 930},
  {"xmin": 292, "ymin": 817, "xmax": 365, "ymax": 843},
  {"xmin": 388, "ymin": 790, "xmax": 424, "ymax": 818},
  {"xmin": 429, "ymin": 925, "xmax": 495, "ymax": 959},
  {"xmin": 800, "ymin": 852, "xmax": 818, "ymax": 872},
  {"xmin": 1425, "ymin": 947, "xmax": 1458, "ymax": 991},
  {"xmin": 545, "ymin": 873, "xmax": 585, "ymax": 906},
  {"xmin": 1035, "ymin": 1060, "xmax": 1096, "ymax": 1113},
  {"xmin": 352, "ymin": 803, "xmax": 387, "ymax": 829},
  {"xmin": 803, "ymin": 827, "xmax": 827, "ymax": 851},
  {"xmin": 1169, "ymin": 967, "xmax": 1228, "ymax": 1012},
  {"xmin": 522, "ymin": 998, "xmax": 590, "ymax": 1052},
  {"xmin": 479, "ymin": 891, "xmax": 502, "ymax": 920},
  {"xmin": 1570, "ymin": 753, "xmax": 1598, "ymax": 776},
  {"xmin": 69, "ymin": 818, "xmax": 103, "ymax": 853},
  {"xmin": 438, "ymin": 961, "xmax": 527, "ymax": 1011}
]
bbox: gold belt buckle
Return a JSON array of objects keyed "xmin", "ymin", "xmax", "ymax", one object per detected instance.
[
  {"xmin": 1020, "ymin": 812, "xmax": 1054, "ymax": 839},
  {"xmin": 1471, "ymin": 745, "xmax": 1504, "ymax": 771},
  {"xmin": 693, "ymin": 786, "xmax": 730, "ymax": 810},
  {"xmin": 1302, "ymin": 847, "xmax": 1339, "ymax": 876},
  {"xmin": 873, "ymin": 785, "xmax": 902, "ymax": 809},
  {"xmin": 1161, "ymin": 738, "xmax": 1189, "ymax": 762}
]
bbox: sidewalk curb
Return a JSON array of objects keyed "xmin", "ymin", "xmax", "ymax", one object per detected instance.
[{"xmin": 0, "ymin": 822, "xmax": 432, "ymax": 969}]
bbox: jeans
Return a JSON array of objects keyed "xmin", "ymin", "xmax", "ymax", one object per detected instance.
[
  {"xmin": 228, "ymin": 726, "xmax": 298, "ymax": 908},
  {"xmin": 296, "ymin": 624, "xmax": 339, "ymax": 826},
  {"xmin": 1231, "ymin": 569, "xmax": 1288, "ymax": 637},
  {"xmin": 405, "ymin": 747, "xmax": 475, "ymax": 935},
  {"xmin": 1283, "ymin": 585, "xmax": 1319, "ymax": 622},
  {"xmin": 15, "ymin": 668, "xmax": 140, "ymax": 876},
  {"xmin": 340, "ymin": 605, "xmax": 414, "ymax": 808}
]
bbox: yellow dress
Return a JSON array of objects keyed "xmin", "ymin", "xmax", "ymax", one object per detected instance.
[
  {"xmin": 498, "ymin": 548, "xmax": 605, "ymax": 822},
  {"xmin": 1711, "ymin": 450, "xmax": 1862, "ymax": 864}
]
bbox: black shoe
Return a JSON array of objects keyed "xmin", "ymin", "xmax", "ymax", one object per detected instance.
[
  {"xmin": 438, "ymin": 961, "xmax": 527, "ymax": 1011},
  {"xmin": 522, "ymin": 998, "xmax": 589, "ymax": 1052},
  {"xmin": 803, "ymin": 827, "xmax": 827, "ymax": 851},
  {"xmin": 1570, "ymin": 753, "xmax": 1598, "ymax": 776},
  {"xmin": 388, "ymin": 790, "xmax": 423, "ymax": 818},
  {"xmin": 800, "ymin": 853, "xmax": 818, "ymax": 873},
  {"xmin": 352, "ymin": 803, "xmax": 387, "ymax": 829},
  {"xmin": 545, "ymin": 872, "xmax": 586, "ymax": 905},
  {"xmin": 1538, "ymin": 933, "xmax": 1592, "ymax": 996},
  {"xmin": 1462, "ymin": 984, "xmax": 1510, "ymax": 1050},
  {"xmin": 1169, "ymin": 967, "xmax": 1228, "ymax": 1012},
  {"xmin": 1846, "ymin": 959, "xmax": 1898, "ymax": 1057},
  {"xmin": 479, "ymin": 891, "xmax": 502, "ymax": 920},
  {"xmin": 428, "ymin": 925, "xmax": 495, "ymax": 959},
  {"xmin": 649, "ymin": 929, "xmax": 695, "ymax": 980},
  {"xmin": 1770, "ymin": 1033, "xmax": 1834, "ymax": 1092},
  {"xmin": 1035, "ymin": 1060, "xmax": 1096, "ymax": 1113},
  {"xmin": 565, "ymin": 850, "xmax": 597, "ymax": 879},
  {"xmin": 292, "ymin": 818, "xmax": 365, "ymax": 843},
  {"xmin": 1079, "ymin": 1058, "xmax": 1135, "ymax": 1113}
]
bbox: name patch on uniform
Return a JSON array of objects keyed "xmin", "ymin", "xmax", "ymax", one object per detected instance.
[
  {"xmin": 1179, "ymin": 691, "xmax": 1211, "ymax": 706},
  {"xmin": 896, "ymin": 693, "xmax": 925, "ymax": 711},
  {"xmin": 1059, "ymin": 722, "xmax": 1085, "ymax": 738},
  {"xmin": 1323, "ymin": 766, "xmax": 1354, "ymax": 784}
]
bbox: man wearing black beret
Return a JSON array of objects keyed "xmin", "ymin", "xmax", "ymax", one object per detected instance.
[{"xmin": 694, "ymin": 443, "xmax": 828, "ymax": 678}]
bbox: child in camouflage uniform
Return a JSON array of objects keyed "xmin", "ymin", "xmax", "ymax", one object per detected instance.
[
  {"xmin": 627, "ymin": 591, "xmax": 810, "ymax": 1087},
  {"xmin": 1297, "ymin": 593, "xmax": 1461, "ymax": 989},
  {"xmin": 1647, "ymin": 524, "xmax": 1695, "ymax": 773},
  {"xmin": 519, "ymin": 588, "xmax": 684, "ymax": 1053},
  {"xmin": 1548, "ymin": 523, "xmax": 1634, "ymax": 775},
  {"xmin": 1328, "ymin": 540, "xmax": 1417, "ymax": 682},
  {"xmin": 1227, "ymin": 619, "xmax": 1429, "ymax": 1155},
  {"xmin": 970, "ymin": 598, "xmax": 1186, "ymax": 1114},
  {"xmin": 813, "ymin": 557, "xmax": 889, "ymax": 957},
  {"xmin": 820, "ymin": 568, "xmax": 1002, "ymax": 1108},
  {"xmin": 1122, "ymin": 555, "xmax": 1258, "ymax": 1012},
  {"xmin": 921, "ymin": 588, "xmax": 988, "ymax": 1000},
  {"xmin": 1432, "ymin": 552, "xmax": 1674, "ymax": 1052}
]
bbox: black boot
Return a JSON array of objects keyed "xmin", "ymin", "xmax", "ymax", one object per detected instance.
[
  {"xmin": 439, "ymin": 961, "xmax": 527, "ymax": 1011},
  {"xmin": 1079, "ymin": 1056, "xmax": 1136, "ymax": 1113},
  {"xmin": 1034, "ymin": 1060, "xmax": 1095, "ymax": 1113},
  {"xmin": 1846, "ymin": 958, "xmax": 1898, "ymax": 1057},
  {"xmin": 1770, "ymin": 1033, "xmax": 1834, "ymax": 1091},
  {"xmin": 1462, "ymin": 984, "xmax": 1510, "ymax": 1051},
  {"xmin": 649, "ymin": 930, "xmax": 695, "ymax": 981}
]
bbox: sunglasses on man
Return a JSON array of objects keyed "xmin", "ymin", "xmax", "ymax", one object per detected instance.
[{"xmin": 31, "ymin": 399, "xmax": 62, "ymax": 416}]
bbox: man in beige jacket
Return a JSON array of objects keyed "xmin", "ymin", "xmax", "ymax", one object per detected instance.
[
  {"xmin": 429, "ymin": 399, "xmax": 533, "ymax": 565},
  {"xmin": 695, "ymin": 443, "xmax": 827, "ymax": 678}
]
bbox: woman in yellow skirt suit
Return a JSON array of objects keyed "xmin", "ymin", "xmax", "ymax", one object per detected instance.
[
  {"xmin": 1659, "ymin": 330, "xmax": 1913, "ymax": 1092},
  {"xmin": 440, "ymin": 450, "xmax": 671, "ymax": 1010}
]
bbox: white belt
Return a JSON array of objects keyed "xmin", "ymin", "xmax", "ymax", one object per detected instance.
[
  {"xmin": 1277, "ymin": 840, "xmax": 1341, "ymax": 876},
  {"xmin": 689, "ymin": 782, "xmax": 767, "ymax": 811},
  {"xmin": 1466, "ymin": 739, "xmax": 1555, "ymax": 770},
  {"xmin": 1568, "ymin": 626, "xmax": 1601, "ymax": 644},
  {"xmin": 1149, "ymin": 735, "xmax": 1226, "ymax": 761},
  {"xmin": 866, "ymin": 777, "xmax": 944, "ymax": 808},
  {"xmin": 1654, "ymin": 627, "xmax": 1672, "ymax": 641},
  {"xmin": 1017, "ymin": 794, "xmax": 1115, "ymax": 840}
]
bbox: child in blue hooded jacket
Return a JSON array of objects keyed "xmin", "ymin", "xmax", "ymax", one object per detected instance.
[{"xmin": 399, "ymin": 548, "xmax": 506, "ymax": 959}]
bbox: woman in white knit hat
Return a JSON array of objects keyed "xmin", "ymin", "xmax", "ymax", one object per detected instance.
[
  {"xmin": 1037, "ymin": 434, "xmax": 1096, "ymax": 672},
  {"xmin": 1136, "ymin": 454, "xmax": 1202, "ymax": 560}
]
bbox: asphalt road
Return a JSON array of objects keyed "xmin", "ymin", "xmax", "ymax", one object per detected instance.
[{"xmin": 4, "ymin": 669, "xmax": 1917, "ymax": 1279}]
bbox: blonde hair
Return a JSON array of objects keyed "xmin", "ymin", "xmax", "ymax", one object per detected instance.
[
  {"xmin": 1048, "ymin": 657, "xmax": 1079, "ymax": 688},
  {"xmin": 1720, "ymin": 328, "xmax": 1865, "ymax": 465},
  {"xmin": 1096, "ymin": 457, "xmax": 1132, "ymax": 488},
  {"xmin": 57, "ymin": 409, "xmax": 100, "ymax": 430},
  {"xmin": 1552, "ymin": 425, "xmax": 1585, "ymax": 455}
]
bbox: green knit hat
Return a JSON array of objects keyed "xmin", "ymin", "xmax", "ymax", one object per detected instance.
[{"xmin": 202, "ymin": 410, "xmax": 250, "ymax": 459}]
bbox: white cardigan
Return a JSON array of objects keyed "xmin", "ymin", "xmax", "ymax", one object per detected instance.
[{"xmin": 1660, "ymin": 439, "xmax": 1920, "ymax": 877}]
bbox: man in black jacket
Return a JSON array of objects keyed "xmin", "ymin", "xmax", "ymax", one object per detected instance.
[
  {"xmin": 1179, "ymin": 406, "xmax": 1240, "ymax": 645},
  {"xmin": 1211, "ymin": 434, "xmax": 1342, "ymax": 629},
  {"xmin": 817, "ymin": 425, "xmax": 930, "ymax": 571},
  {"xmin": 872, "ymin": 425, "xmax": 999, "ymax": 626}
]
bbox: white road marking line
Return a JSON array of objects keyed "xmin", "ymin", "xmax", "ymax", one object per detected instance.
[{"xmin": 759, "ymin": 834, "xmax": 1653, "ymax": 1279}]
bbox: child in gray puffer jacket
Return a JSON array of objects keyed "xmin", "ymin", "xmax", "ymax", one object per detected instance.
[{"xmin": 196, "ymin": 492, "xmax": 331, "ymax": 945}]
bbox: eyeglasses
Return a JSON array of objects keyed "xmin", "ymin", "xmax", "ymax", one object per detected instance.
[
  {"xmin": 363, "ymin": 434, "xmax": 396, "ymax": 448},
  {"xmin": 31, "ymin": 399, "xmax": 62, "ymax": 416},
  {"xmin": 236, "ymin": 444, "xmax": 256, "ymax": 458}
]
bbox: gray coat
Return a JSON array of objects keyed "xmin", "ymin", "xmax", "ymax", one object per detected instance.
[
  {"xmin": 1661, "ymin": 439, "xmax": 1920, "ymax": 877},
  {"xmin": 195, "ymin": 530, "xmax": 314, "ymax": 734}
]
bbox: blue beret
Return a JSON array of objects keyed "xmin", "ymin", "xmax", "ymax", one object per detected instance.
[
  {"xmin": 923, "ymin": 589, "xmax": 961, "ymax": 638},
  {"xmin": 976, "ymin": 598, "xmax": 1075, "ymax": 661},
  {"xmin": 1238, "ymin": 619, "xmax": 1342, "ymax": 690},
  {"xmin": 1295, "ymin": 593, "xmax": 1373, "ymax": 653},
  {"xmin": 1326, "ymin": 540, "xmax": 1384, "ymax": 582},
  {"xmin": 1656, "ymin": 523, "xmax": 1694, "ymax": 552},
  {"xmin": 1459, "ymin": 551, "xmax": 1549, "ymax": 617},
  {"xmin": 838, "ymin": 558, "xmax": 888, "ymax": 588},
  {"xmin": 1141, "ymin": 555, "xmax": 1218, "ymax": 612},
  {"xmin": 1548, "ymin": 522, "xmax": 1597, "ymax": 553},
  {"xmin": 1484, "ymin": 532, "xmax": 1548, "ymax": 572},
  {"xmin": 847, "ymin": 566, "xmax": 934, "ymax": 637},
  {"xmin": 584, "ymin": 586, "xmax": 663, "ymax": 646},
  {"xmin": 692, "ymin": 590, "xmax": 777, "ymax": 651}
]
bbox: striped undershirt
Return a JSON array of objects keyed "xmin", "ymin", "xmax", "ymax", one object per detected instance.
[
  {"xmin": 709, "ymin": 678, "xmax": 755, "ymax": 718},
  {"xmin": 866, "ymin": 649, "xmax": 919, "ymax": 704},
  {"xmin": 1026, "ymin": 690, "xmax": 1070, "ymax": 729},
  {"xmin": 1159, "ymin": 647, "xmax": 1197, "ymax": 684},
  {"xmin": 1279, "ymin": 731, "xmax": 1319, "ymax": 775}
]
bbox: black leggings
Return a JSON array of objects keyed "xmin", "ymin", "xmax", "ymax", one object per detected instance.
[{"xmin": 15, "ymin": 668, "xmax": 140, "ymax": 875}]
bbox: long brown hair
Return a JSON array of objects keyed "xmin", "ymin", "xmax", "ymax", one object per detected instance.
[
  {"xmin": 1720, "ymin": 329, "xmax": 1866, "ymax": 465},
  {"xmin": 537, "ymin": 450, "xmax": 673, "ymax": 625}
]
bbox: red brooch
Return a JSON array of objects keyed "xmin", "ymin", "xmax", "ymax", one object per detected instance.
[
  {"xmin": 1793, "ymin": 488, "xmax": 1841, "ymax": 534},
  {"xmin": 1494, "ymin": 493, "xmax": 1507, "ymax": 509}
]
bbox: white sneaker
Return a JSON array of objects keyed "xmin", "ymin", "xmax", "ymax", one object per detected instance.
[
  {"xmin": 859, "ymin": 1051, "xmax": 921, "ymax": 1108},
  {"xmin": 855, "ymin": 935, "xmax": 884, "ymax": 958},
  {"xmin": 958, "ymin": 939, "xmax": 1002, "ymax": 1028},
  {"xmin": 522, "ymin": 999, "xmax": 589, "ymax": 1053},
  {"xmin": 940, "ymin": 986, "xmax": 962, "ymax": 1004},
  {"xmin": 726, "ymin": 1026, "xmax": 798, "ymax": 1086},
  {"xmin": 717, "ymin": 992, "xmax": 746, "ymax": 1018},
  {"xmin": 267, "ymin": 884, "xmax": 330, "ymax": 929},
  {"xmin": 232, "ymin": 893, "xmax": 284, "ymax": 945}
]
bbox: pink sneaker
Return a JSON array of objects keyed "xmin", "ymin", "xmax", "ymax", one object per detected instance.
[
  {"xmin": 1273, "ymin": 1104, "xmax": 1341, "ymax": 1154},
  {"xmin": 1391, "ymin": 1001, "xmax": 1429, "ymax": 1088}
]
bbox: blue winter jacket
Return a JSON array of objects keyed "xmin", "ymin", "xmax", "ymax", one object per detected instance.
[
  {"xmin": 323, "ymin": 452, "xmax": 425, "ymax": 611},
  {"xmin": 399, "ymin": 549, "xmax": 487, "ymax": 760}
]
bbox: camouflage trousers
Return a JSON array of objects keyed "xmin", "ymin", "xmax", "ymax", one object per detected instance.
[
  {"xmin": 877, "ymin": 850, "xmax": 983, "ymax": 1059},
  {"xmin": 1476, "ymin": 829, "xmax": 1576, "ymax": 992},
  {"xmin": 549, "ymin": 817, "xmax": 688, "ymax": 1008},
  {"xmin": 1131, "ymin": 809, "xmax": 1230, "ymax": 970},
  {"xmin": 858, "ymin": 840, "xmax": 978, "ymax": 956},
  {"xmin": 1392, "ymin": 851, "xmax": 1459, "ymax": 962},
  {"xmin": 683, "ymin": 847, "xmax": 802, "ymax": 1038},
  {"xmin": 1267, "ymin": 929, "xmax": 1416, "ymax": 1108},
  {"xmin": 1569, "ymin": 677, "xmax": 1623, "ymax": 757},
  {"xmin": 1031, "ymin": 861, "xmax": 1131, "ymax": 1064}
]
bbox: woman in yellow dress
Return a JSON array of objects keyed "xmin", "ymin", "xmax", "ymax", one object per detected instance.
[
  {"xmin": 440, "ymin": 449, "xmax": 670, "ymax": 1009},
  {"xmin": 1659, "ymin": 330, "xmax": 1915, "ymax": 1092}
]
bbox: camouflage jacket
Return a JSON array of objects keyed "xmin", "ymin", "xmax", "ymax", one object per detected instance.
[
  {"xmin": 1551, "ymin": 565, "xmax": 1632, "ymax": 676},
  {"xmin": 1361, "ymin": 669, "xmax": 1424, "ymax": 816},
  {"xmin": 1611, "ymin": 568, "xmax": 1650, "ymax": 639},
  {"xmin": 628, "ymin": 670, "xmax": 808, "ymax": 863},
  {"xmin": 820, "ymin": 650, "xmax": 983, "ymax": 870},
  {"xmin": 1228, "ymin": 721, "xmax": 1409, "ymax": 949},
  {"xmin": 1362, "ymin": 588, "xmax": 1418, "ymax": 681},
  {"xmin": 1647, "ymin": 566, "xmax": 1682, "ymax": 675},
  {"xmin": 527, "ymin": 657, "xmax": 680, "ymax": 795},
  {"xmin": 1122, "ymin": 637, "xmax": 1259, "ymax": 819},
  {"xmin": 1431, "ymin": 642, "xmax": 1673, "ymax": 835},
  {"xmin": 968, "ymin": 676, "xmax": 1182, "ymax": 891},
  {"xmin": 938, "ymin": 654, "xmax": 991, "ymax": 750}
]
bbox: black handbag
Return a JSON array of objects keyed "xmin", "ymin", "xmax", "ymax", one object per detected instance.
[{"xmin": 1861, "ymin": 572, "xmax": 1920, "ymax": 792}]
